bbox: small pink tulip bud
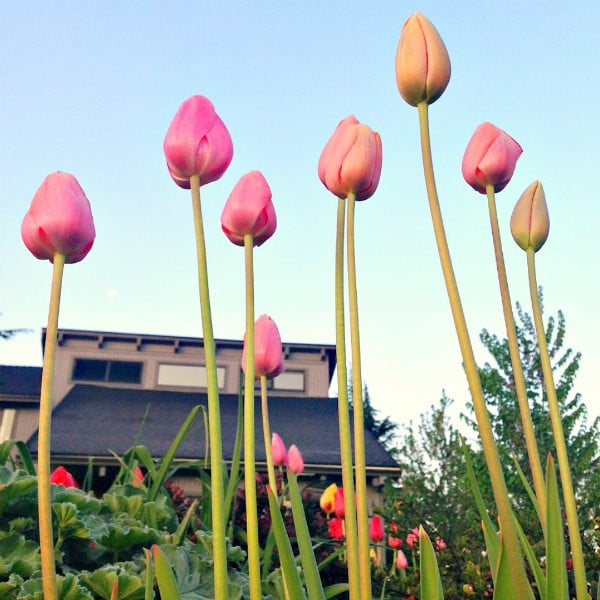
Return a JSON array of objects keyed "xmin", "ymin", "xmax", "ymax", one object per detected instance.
[
  {"xmin": 221, "ymin": 171, "xmax": 277, "ymax": 246},
  {"xmin": 242, "ymin": 314, "xmax": 284, "ymax": 379},
  {"xmin": 50, "ymin": 465, "xmax": 79, "ymax": 488},
  {"xmin": 462, "ymin": 122, "xmax": 523, "ymax": 194},
  {"xmin": 395, "ymin": 549, "xmax": 409, "ymax": 570},
  {"xmin": 369, "ymin": 514, "xmax": 385, "ymax": 543},
  {"xmin": 271, "ymin": 432, "xmax": 287, "ymax": 467},
  {"xmin": 510, "ymin": 181, "xmax": 550, "ymax": 252},
  {"xmin": 163, "ymin": 95, "xmax": 233, "ymax": 189},
  {"xmin": 318, "ymin": 116, "xmax": 382, "ymax": 201},
  {"xmin": 395, "ymin": 13, "xmax": 451, "ymax": 107},
  {"xmin": 286, "ymin": 444, "xmax": 304, "ymax": 474},
  {"xmin": 319, "ymin": 483, "xmax": 338, "ymax": 515},
  {"xmin": 21, "ymin": 172, "xmax": 95, "ymax": 264}
]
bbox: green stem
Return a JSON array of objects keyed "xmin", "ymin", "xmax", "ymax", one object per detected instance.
[
  {"xmin": 38, "ymin": 253, "xmax": 65, "ymax": 600},
  {"xmin": 261, "ymin": 374, "xmax": 277, "ymax": 498},
  {"xmin": 486, "ymin": 185, "xmax": 546, "ymax": 526},
  {"xmin": 243, "ymin": 233, "xmax": 262, "ymax": 599},
  {"xmin": 345, "ymin": 192, "xmax": 371, "ymax": 599},
  {"xmin": 334, "ymin": 197, "xmax": 360, "ymax": 600},
  {"xmin": 189, "ymin": 175, "xmax": 227, "ymax": 599},
  {"xmin": 416, "ymin": 102, "xmax": 529, "ymax": 592},
  {"xmin": 526, "ymin": 248, "xmax": 588, "ymax": 600}
]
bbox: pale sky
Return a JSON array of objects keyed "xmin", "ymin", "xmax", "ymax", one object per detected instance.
[{"xmin": 1, "ymin": 1, "xmax": 598, "ymax": 437}]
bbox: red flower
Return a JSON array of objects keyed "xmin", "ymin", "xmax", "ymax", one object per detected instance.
[
  {"xmin": 334, "ymin": 487, "xmax": 345, "ymax": 519},
  {"xmin": 50, "ymin": 466, "xmax": 79, "ymax": 488},
  {"xmin": 388, "ymin": 523, "xmax": 403, "ymax": 549},
  {"xmin": 369, "ymin": 514, "xmax": 385, "ymax": 543},
  {"xmin": 328, "ymin": 517, "xmax": 345, "ymax": 540},
  {"xmin": 406, "ymin": 527, "xmax": 419, "ymax": 549}
]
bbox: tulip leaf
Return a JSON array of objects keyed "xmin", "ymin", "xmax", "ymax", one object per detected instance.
[
  {"xmin": 511, "ymin": 452, "xmax": 543, "ymax": 529},
  {"xmin": 152, "ymin": 544, "xmax": 181, "ymax": 600},
  {"xmin": 492, "ymin": 533, "xmax": 536, "ymax": 600},
  {"xmin": 545, "ymin": 455, "xmax": 568, "ymax": 600},
  {"xmin": 287, "ymin": 470, "xmax": 325, "ymax": 600},
  {"xmin": 323, "ymin": 583, "xmax": 350, "ymax": 599},
  {"xmin": 418, "ymin": 526, "xmax": 444, "ymax": 600},
  {"xmin": 513, "ymin": 514, "xmax": 547, "ymax": 600}
]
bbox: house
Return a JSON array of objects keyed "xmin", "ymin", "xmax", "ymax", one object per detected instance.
[{"xmin": 0, "ymin": 328, "xmax": 400, "ymax": 506}]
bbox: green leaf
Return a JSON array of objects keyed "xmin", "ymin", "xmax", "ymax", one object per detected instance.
[
  {"xmin": 513, "ymin": 515, "xmax": 547, "ymax": 600},
  {"xmin": 0, "ymin": 532, "xmax": 40, "ymax": 578},
  {"xmin": 99, "ymin": 515, "xmax": 161, "ymax": 552},
  {"xmin": 79, "ymin": 567, "xmax": 146, "ymax": 600},
  {"xmin": 418, "ymin": 526, "xmax": 444, "ymax": 600},
  {"xmin": 152, "ymin": 544, "xmax": 181, "ymax": 600},
  {"xmin": 492, "ymin": 533, "xmax": 535, "ymax": 600},
  {"xmin": 0, "ymin": 468, "xmax": 37, "ymax": 516},
  {"xmin": 18, "ymin": 574, "xmax": 94, "ymax": 599},
  {"xmin": 323, "ymin": 583, "xmax": 350, "ymax": 599}
]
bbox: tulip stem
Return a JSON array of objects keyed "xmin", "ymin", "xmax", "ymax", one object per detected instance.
[
  {"xmin": 334, "ymin": 197, "xmax": 360, "ymax": 600},
  {"xmin": 261, "ymin": 375, "xmax": 278, "ymax": 499},
  {"xmin": 485, "ymin": 185, "xmax": 546, "ymax": 526},
  {"xmin": 416, "ymin": 102, "xmax": 530, "ymax": 594},
  {"xmin": 189, "ymin": 175, "xmax": 228, "ymax": 600},
  {"xmin": 243, "ymin": 233, "xmax": 262, "ymax": 600},
  {"xmin": 37, "ymin": 252, "xmax": 65, "ymax": 600},
  {"xmin": 526, "ymin": 247, "xmax": 588, "ymax": 600},
  {"xmin": 345, "ymin": 192, "xmax": 371, "ymax": 599}
]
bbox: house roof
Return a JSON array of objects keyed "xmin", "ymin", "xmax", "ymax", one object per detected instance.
[
  {"xmin": 27, "ymin": 384, "xmax": 400, "ymax": 476},
  {"xmin": 0, "ymin": 365, "xmax": 42, "ymax": 406}
]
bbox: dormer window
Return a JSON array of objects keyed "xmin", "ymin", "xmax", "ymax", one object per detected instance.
[
  {"xmin": 157, "ymin": 363, "xmax": 226, "ymax": 389},
  {"xmin": 72, "ymin": 359, "xmax": 143, "ymax": 384}
]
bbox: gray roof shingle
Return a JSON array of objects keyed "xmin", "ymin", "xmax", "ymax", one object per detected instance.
[{"xmin": 0, "ymin": 366, "xmax": 42, "ymax": 405}]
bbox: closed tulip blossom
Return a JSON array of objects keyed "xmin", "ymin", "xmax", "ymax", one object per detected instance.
[
  {"xmin": 271, "ymin": 433, "xmax": 287, "ymax": 467},
  {"xmin": 318, "ymin": 115, "xmax": 382, "ymax": 201},
  {"xmin": 369, "ymin": 514, "xmax": 385, "ymax": 543},
  {"xmin": 334, "ymin": 486, "xmax": 345, "ymax": 519},
  {"xmin": 320, "ymin": 483, "xmax": 338, "ymax": 515},
  {"xmin": 395, "ymin": 549, "xmax": 409, "ymax": 570},
  {"xmin": 21, "ymin": 172, "xmax": 95, "ymax": 264},
  {"xmin": 242, "ymin": 314, "xmax": 284, "ymax": 379},
  {"xmin": 388, "ymin": 523, "xmax": 403, "ymax": 549},
  {"xmin": 221, "ymin": 171, "xmax": 277, "ymax": 246},
  {"xmin": 406, "ymin": 527, "xmax": 419, "ymax": 549},
  {"xmin": 461, "ymin": 122, "xmax": 523, "ymax": 194},
  {"xmin": 286, "ymin": 444, "xmax": 304, "ymax": 474},
  {"xmin": 50, "ymin": 466, "xmax": 79, "ymax": 488},
  {"xmin": 163, "ymin": 95, "xmax": 233, "ymax": 189},
  {"xmin": 395, "ymin": 12, "xmax": 451, "ymax": 107},
  {"xmin": 328, "ymin": 517, "xmax": 345, "ymax": 540},
  {"xmin": 510, "ymin": 180, "xmax": 550, "ymax": 252}
]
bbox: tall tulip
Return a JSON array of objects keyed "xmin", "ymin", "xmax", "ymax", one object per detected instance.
[
  {"xmin": 395, "ymin": 12, "xmax": 451, "ymax": 107},
  {"xmin": 318, "ymin": 116, "xmax": 382, "ymax": 201},
  {"xmin": 242, "ymin": 314, "xmax": 284, "ymax": 379},
  {"xmin": 21, "ymin": 172, "xmax": 95, "ymax": 264},
  {"xmin": 163, "ymin": 95, "xmax": 233, "ymax": 189},
  {"xmin": 510, "ymin": 181, "xmax": 550, "ymax": 252},
  {"xmin": 221, "ymin": 171, "xmax": 277, "ymax": 246},
  {"xmin": 461, "ymin": 122, "xmax": 523, "ymax": 194}
]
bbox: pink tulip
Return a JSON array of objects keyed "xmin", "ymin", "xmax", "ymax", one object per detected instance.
[
  {"xmin": 131, "ymin": 466, "xmax": 144, "ymax": 488},
  {"xmin": 395, "ymin": 549, "xmax": 409, "ymax": 570},
  {"xmin": 395, "ymin": 12, "xmax": 451, "ymax": 107},
  {"xmin": 369, "ymin": 514, "xmax": 385, "ymax": 543},
  {"xmin": 50, "ymin": 466, "xmax": 79, "ymax": 488},
  {"xmin": 286, "ymin": 444, "xmax": 304, "ymax": 474},
  {"xmin": 221, "ymin": 171, "xmax": 277, "ymax": 246},
  {"xmin": 271, "ymin": 432, "xmax": 287, "ymax": 467},
  {"xmin": 435, "ymin": 536, "xmax": 447, "ymax": 551},
  {"xmin": 328, "ymin": 517, "xmax": 345, "ymax": 540},
  {"xmin": 510, "ymin": 180, "xmax": 550, "ymax": 252},
  {"xmin": 334, "ymin": 487, "xmax": 345, "ymax": 519},
  {"xmin": 242, "ymin": 314, "xmax": 284, "ymax": 379},
  {"xmin": 21, "ymin": 172, "xmax": 95, "ymax": 264},
  {"xmin": 318, "ymin": 115, "xmax": 382, "ymax": 201},
  {"xmin": 163, "ymin": 95, "xmax": 233, "ymax": 189},
  {"xmin": 406, "ymin": 527, "xmax": 419, "ymax": 548},
  {"xmin": 461, "ymin": 122, "xmax": 523, "ymax": 194},
  {"xmin": 388, "ymin": 523, "xmax": 403, "ymax": 549}
]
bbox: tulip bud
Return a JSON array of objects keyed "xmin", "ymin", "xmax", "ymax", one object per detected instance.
[
  {"xmin": 50, "ymin": 465, "xmax": 79, "ymax": 488},
  {"xmin": 319, "ymin": 483, "xmax": 338, "ymax": 515},
  {"xmin": 510, "ymin": 181, "xmax": 550, "ymax": 252},
  {"xmin": 395, "ymin": 13, "xmax": 451, "ymax": 107},
  {"xmin": 221, "ymin": 171, "xmax": 277, "ymax": 246},
  {"xmin": 286, "ymin": 444, "xmax": 304, "ymax": 474},
  {"xmin": 318, "ymin": 116, "xmax": 382, "ymax": 201},
  {"xmin": 242, "ymin": 314, "xmax": 284, "ymax": 379},
  {"xmin": 395, "ymin": 549, "xmax": 409, "ymax": 570},
  {"xmin": 21, "ymin": 172, "xmax": 95, "ymax": 264},
  {"xmin": 271, "ymin": 432, "xmax": 287, "ymax": 467},
  {"xmin": 334, "ymin": 487, "xmax": 345, "ymax": 519},
  {"xmin": 328, "ymin": 517, "xmax": 345, "ymax": 540},
  {"xmin": 163, "ymin": 95, "xmax": 233, "ymax": 189},
  {"xmin": 369, "ymin": 514, "xmax": 385, "ymax": 543},
  {"xmin": 462, "ymin": 122, "xmax": 523, "ymax": 194}
]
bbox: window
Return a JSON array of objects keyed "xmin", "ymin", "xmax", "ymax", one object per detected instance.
[
  {"xmin": 72, "ymin": 359, "xmax": 143, "ymax": 384},
  {"xmin": 273, "ymin": 371, "xmax": 305, "ymax": 391},
  {"xmin": 157, "ymin": 364, "xmax": 226, "ymax": 389}
]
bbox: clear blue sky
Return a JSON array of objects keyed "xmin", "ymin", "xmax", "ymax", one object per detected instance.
[{"xmin": 1, "ymin": 1, "xmax": 598, "ymax": 435}]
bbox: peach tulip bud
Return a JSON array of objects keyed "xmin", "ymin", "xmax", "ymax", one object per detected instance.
[
  {"xmin": 21, "ymin": 172, "xmax": 95, "ymax": 264},
  {"xmin": 242, "ymin": 314, "xmax": 284, "ymax": 379},
  {"xmin": 510, "ymin": 181, "xmax": 550, "ymax": 252},
  {"xmin": 50, "ymin": 465, "xmax": 79, "ymax": 488},
  {"xmin": 319, "ymin": 483, "xmax": 338, "ymax": 515},
  {"xmin": 369, "ymin": 514, "xmax": 385, "ymax": 543},
  {"xmin": 462, "ymin": 122, "xmax": 523, "ymax": 194},
  {"xmin": 286, "ymin": 444, "xmax": 304, "ymax": 474},
  {"xmin": 221, "ymin": 170, "xmax": 277, "ymax": 246},
  {"xmin": 163, "ymin": 95, "xmax": 233, "ymax": 189},
  {"xmin": 395, "ymin": 549, "xmax": 409, "ymax": 570},
  {"xmin": 395, "ymin": 13, "xmax": 451, "ymax": 107},
  {"xmin": 271, "ymin": 432, "xmax": 287, "ymax": 467},
  {"xmin": 318, "ymin": 115, "xmax": 382, "ymax": 201}
]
